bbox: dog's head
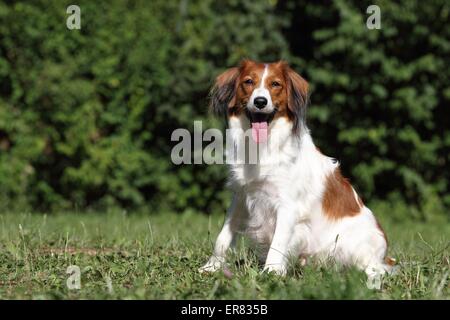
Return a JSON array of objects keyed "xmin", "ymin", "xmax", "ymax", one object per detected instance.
[{"xmin": 210, "ymin": 59, "xmax": 309, "ymax": 139}]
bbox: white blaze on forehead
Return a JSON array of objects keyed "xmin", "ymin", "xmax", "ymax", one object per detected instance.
[
  {"xmin": 248, "ymin": 64, "xmax": 274, "ymax": 111},
  {"xmin": 259, "ymin": 64, "xmax": 269, "ymax": 89}
]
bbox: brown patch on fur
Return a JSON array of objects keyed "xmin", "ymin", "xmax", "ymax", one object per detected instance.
[
  {"xmin": 385, "ymin": 256, "xmax": 396, "ymax": 266},
  {"xmin": 322, "ymin": 168, "xmax": 362, "ymax": 219},
  {"xmin": 233, "ymin": 60, "xmax": 265, "ymax": 116},
  {"xmin": 210, "ymin": 59, "xmax": 266, "ymax": 117},
  {"xmin": 281, "ymin": 62, "xmax": 309, "ymax": 132},
  {"xmin": 266, "ymin": 61, "xmax": 309, "ymax": 132},
  {"xmin": 209, "ymin": 66, "xmax": 240, "ymax": 116},
  {"xmin": 265, "ymin": 63, "xmax": 288, "ymax": 119}
]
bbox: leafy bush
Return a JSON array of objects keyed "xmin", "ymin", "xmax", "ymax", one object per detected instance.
[
  {"xmin": 0, "ymin": 0, "xmax": 448, "ymax": 220},
  {"xmin": 0, "ymin": 0, "xmax": 288, "ymax": 213}
]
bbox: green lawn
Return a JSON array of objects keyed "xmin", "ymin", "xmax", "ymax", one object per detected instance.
[{"xmin": 0, "ymin": 210, "xmax": 448, "ymax": 299}]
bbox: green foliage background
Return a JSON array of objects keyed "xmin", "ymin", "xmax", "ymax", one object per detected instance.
[{"xmin": 0, "ymin": 0, "xmax": 448, "ymax": 220}]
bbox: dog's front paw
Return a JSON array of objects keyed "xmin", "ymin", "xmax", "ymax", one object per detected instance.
[
  {"xmin": 198, "ymin": 256, "xmax": 225, "ymax": 273},
  {"xmin": 262, "ymin": 264, "xmax": 287, "ymax": 276}
]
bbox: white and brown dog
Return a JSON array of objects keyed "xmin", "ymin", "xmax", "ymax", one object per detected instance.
[{"xmin": 200, "ymin": 59, "xmax": 395, "ymax": 278}]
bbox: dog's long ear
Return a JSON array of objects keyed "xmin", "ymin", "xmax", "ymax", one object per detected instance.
[
  {"xmin": 209, "ymin": 67, "xmax": 240, "ymax": 117},
  {"xmin": 283, "ymin": 63, "xmax": 309, "ymax": 133}
]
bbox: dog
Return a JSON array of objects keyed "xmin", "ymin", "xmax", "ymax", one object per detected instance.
[{"xmin": 199, "ymin": 59, "xmax": 395, "ymax": 279}]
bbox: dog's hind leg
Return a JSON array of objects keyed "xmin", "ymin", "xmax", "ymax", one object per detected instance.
[{"xmin": 348, "ymin": 232, "xmax": 397, "ymax": 288}]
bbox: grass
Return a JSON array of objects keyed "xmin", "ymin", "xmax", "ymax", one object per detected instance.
[{"xmin": 0, "ymin": 210, "xmax": 448, "ymax": 299}]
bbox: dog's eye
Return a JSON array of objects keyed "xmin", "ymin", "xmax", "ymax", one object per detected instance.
[
  {"xmin": 244, "ymin": 79, "xmax": 254, "ymax": 85},
  {"xmin": 272, "ymin": 81, "xmax": 281, "ymax": 87}
]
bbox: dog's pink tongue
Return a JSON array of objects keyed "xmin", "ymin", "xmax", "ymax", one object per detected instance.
[{"xmin": 251, "ymin": 122, "xmax": 268, "ymax": 143}]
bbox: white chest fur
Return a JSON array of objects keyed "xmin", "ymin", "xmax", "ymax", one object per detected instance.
[{"xmin": 226, "ymin": 116, "xmax": 338, "ymax": 250}]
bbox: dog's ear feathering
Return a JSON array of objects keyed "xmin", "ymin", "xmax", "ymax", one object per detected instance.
[
  {"xmin": 282, "ymin": 62, "xmax": 309, "ymax": 133},
  {"xmin": 209, "ymin": 66, "xmax": 240, "ymax": 117}
]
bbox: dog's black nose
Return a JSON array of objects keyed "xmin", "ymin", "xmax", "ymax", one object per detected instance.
[{"xmin": 254, "ymin": 97, "xmax": 268, "ymax": 109}]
